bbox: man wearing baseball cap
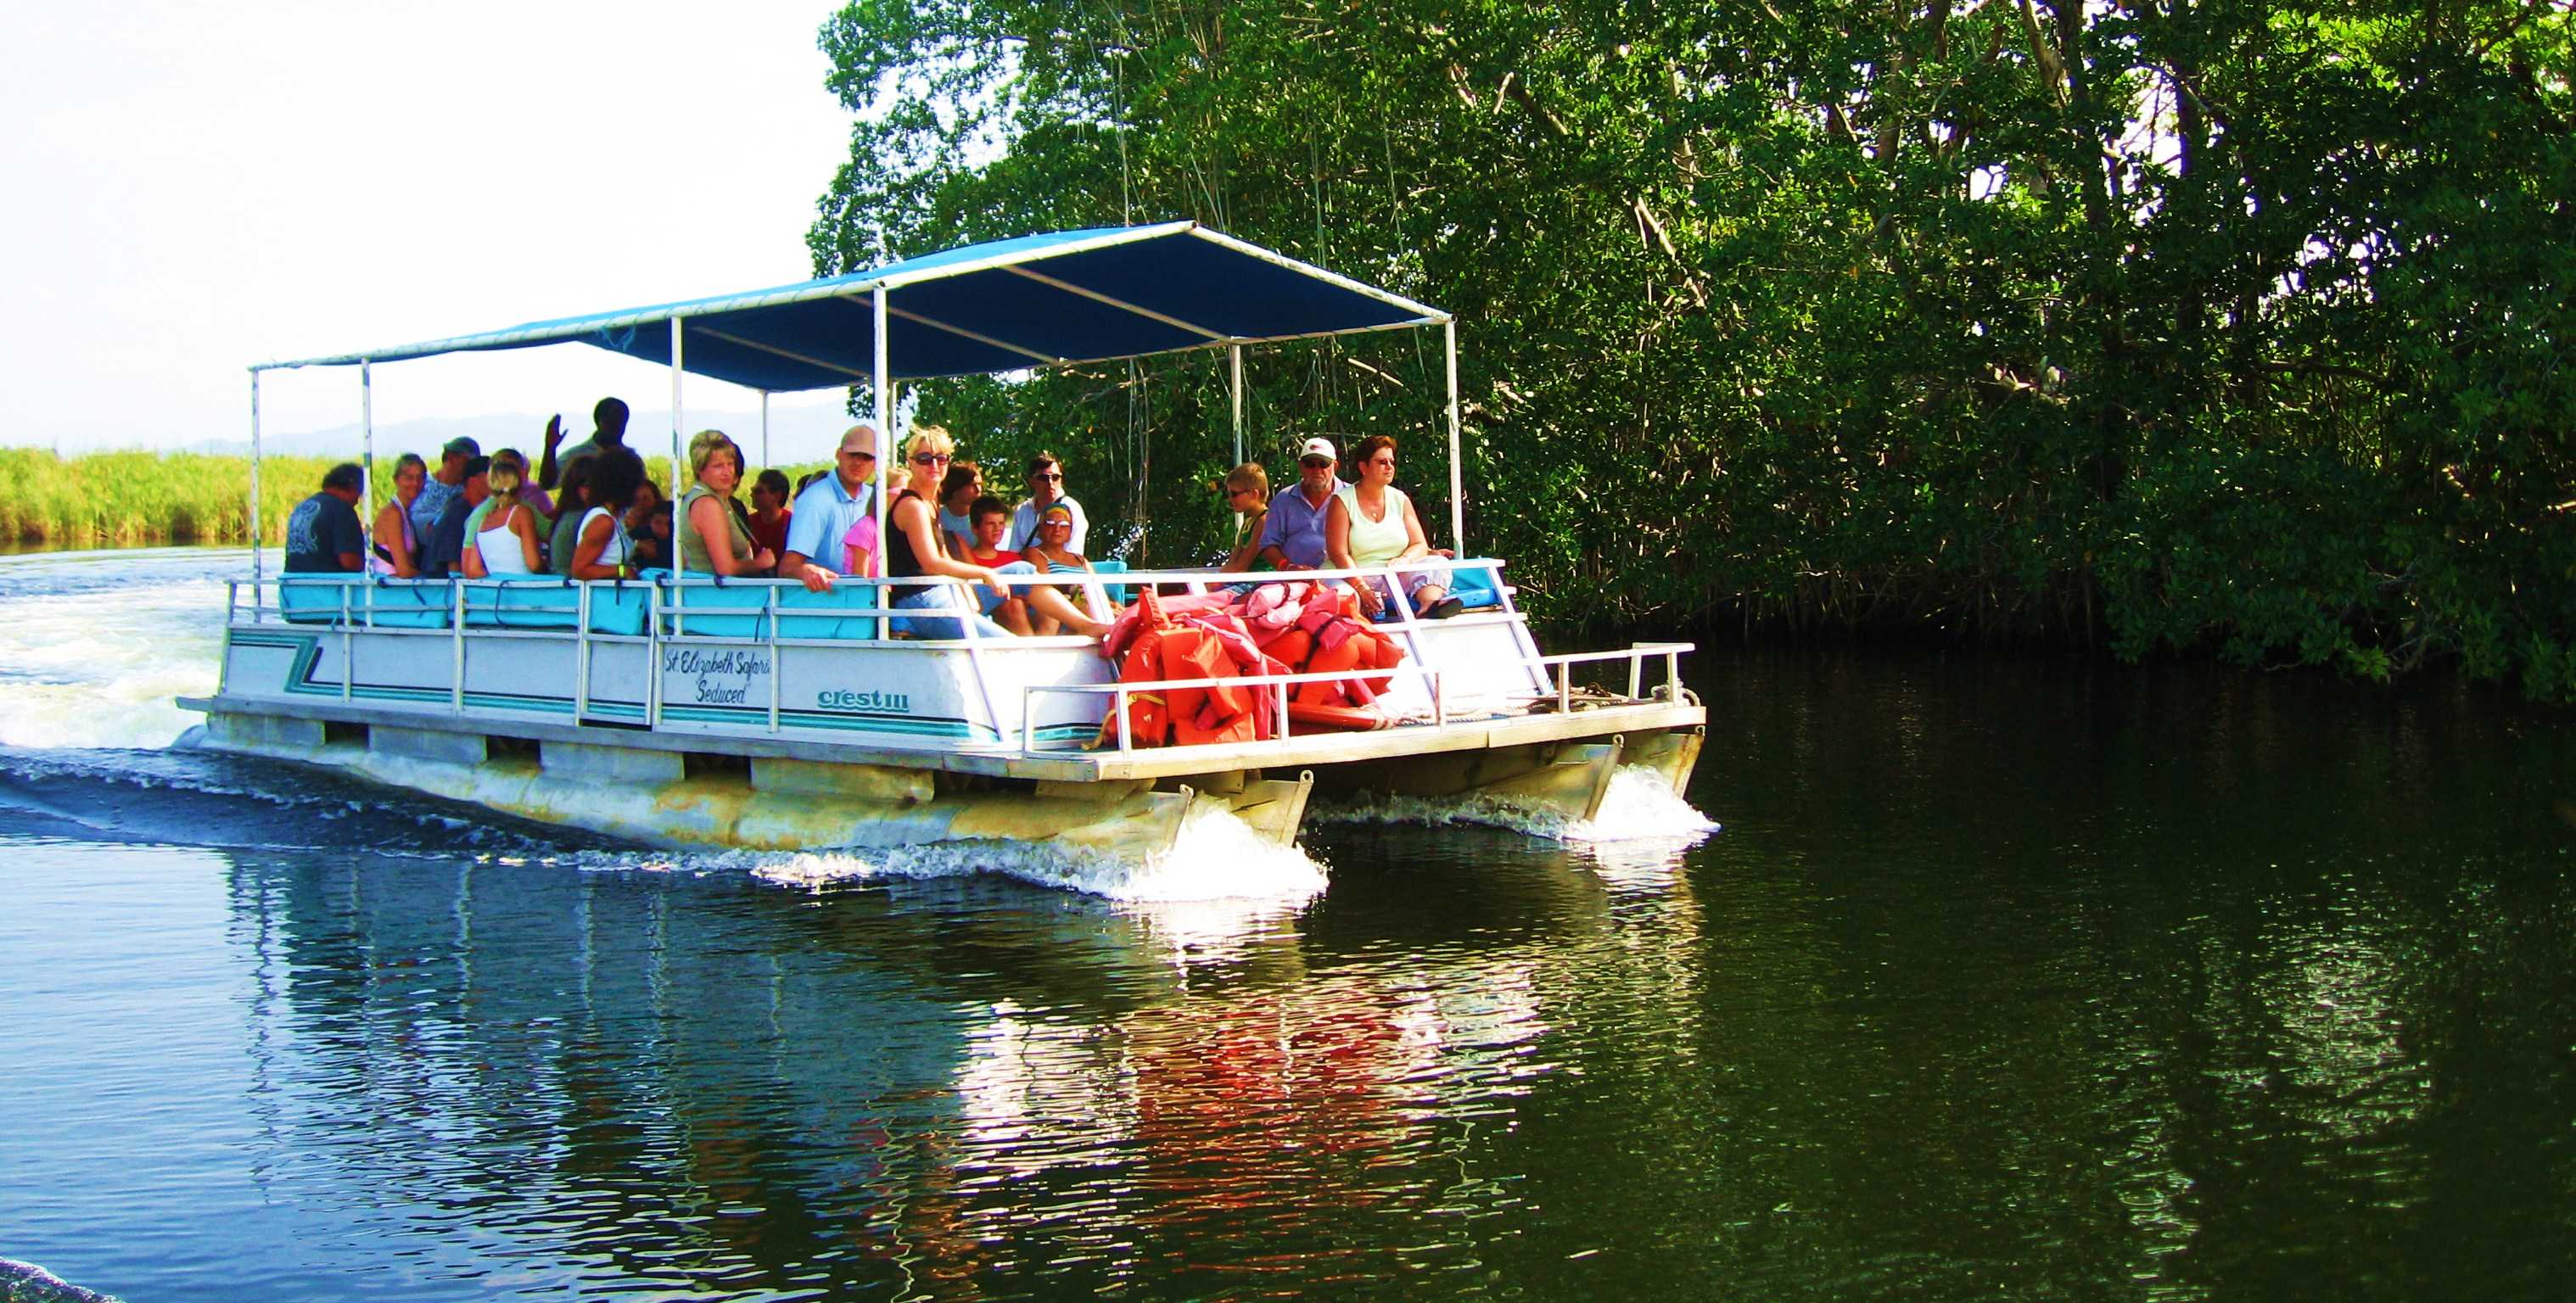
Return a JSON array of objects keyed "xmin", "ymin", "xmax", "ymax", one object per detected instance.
[
  {"xmin": 410, "ymin": 435, "xmax": 481, "ymax": 539},
  {"xmin": 1254, "ymin": 436, "xmax": 1347, "ymax": 570}
]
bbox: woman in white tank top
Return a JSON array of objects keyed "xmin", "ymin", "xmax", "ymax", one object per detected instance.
[
  {"xmin": 462, "ymin": 457, "xmax": 545, "ymax": 578},
  {"xmin": 1323, "ymin": 433, "xmax": 1461, "ymax": 620}
]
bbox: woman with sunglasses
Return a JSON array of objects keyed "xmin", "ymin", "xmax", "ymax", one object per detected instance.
[
  {"xmin": 887, "ymin": 427, "xmax": 1111, "ymax": 640},
  {"xmin": 1324, "ymin": 433, "xmax": 1462, "ymax": 620},
  {"xmin": 1021, "ymin": 502, "xmax": 1112, "ymax": 635}
]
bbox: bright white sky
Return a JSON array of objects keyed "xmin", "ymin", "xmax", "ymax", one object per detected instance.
[{"xmin": 0, "ymin": 0, "xmax": 860, "ymax": 452}]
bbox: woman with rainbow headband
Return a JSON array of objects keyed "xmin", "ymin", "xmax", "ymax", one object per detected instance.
[{"xmin": 1022, "ymin": 501, "xmax": 1109, "ymax": 635}]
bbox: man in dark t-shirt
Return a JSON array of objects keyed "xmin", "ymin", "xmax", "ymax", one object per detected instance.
[
  {"xmin": 417, "ymin": 456, "xmax": 492, "ymax": 579},
  {"xmin": 284, "ymin": 463, "xmax": 367, "ymax": 573}
]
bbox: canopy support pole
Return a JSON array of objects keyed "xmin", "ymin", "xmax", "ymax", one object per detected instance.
[
  {"xmin": 670, "ymin": 317, "xmax": 686, "ymax": 585},
  {"xmin": 360, "ymin": 360, "xmax": 375, "ymax": 572},
  {"xmin": 759, "ymin": 391, "xmax": 770, "ymax": 472},
  {"xmin": 1229, "ymin": 344, "xmax": 1244, "ymax": 468},
  {"xmin": 872, "ymin": 288, "xmax": 891, "ymax": 579},
  {"xmin": 1444, "ymin": 319, "xmax": 1464, "ymax": 552},
  {"xmin": 249, "ymin": 369, "xmax": 264, "ymax": 601}
]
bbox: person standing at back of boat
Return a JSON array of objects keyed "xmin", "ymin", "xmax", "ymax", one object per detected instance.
[
  {"xmin": 537, "ymin": 396, "xmax": 628, "ymax": 493},
  {"xmin": 370, "ymin": 452, "xmax": 427, "ymax": 577},
  {"xmin": 409, "ymin": 436, "xmax": 478, "ymax": 540},
  {"xmin": 284, "ymin": 462, "xmax": 366, "ymax": 573},
  {"xmin": 568, "ymin": 450, "xmax": 646, "ymax": 580},
  {"xmin": 781, "ymin": 423, "xmax": 882, "ymax": 592},
  {"xmin": 416, "ymin": 456, "xmax": 490, "ymax": 580},
  {"xmin": 1255, "ymin": 438, "xmax": 1345, "ymax": 570},
  {"xmin": 680, "ymin": 430, "xmax": 776, "ymax": 577},
  {"xmin": 1006, "ymin": 452, "xmax": 1088, "ymax": 555}
]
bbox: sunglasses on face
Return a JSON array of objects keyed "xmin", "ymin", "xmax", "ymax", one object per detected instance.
[
  {"xmin": 1301, "ymin": 459, "xmax": 1332, "ymax": 469},
  {"xmin": 912, "ymin": 452, "xmax": 950, "ymax": 466}
]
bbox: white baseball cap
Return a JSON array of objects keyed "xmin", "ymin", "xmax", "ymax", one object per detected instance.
[{"xmin": 1297, "ymin": 437, "xmax": 1337, "ymax": 463}]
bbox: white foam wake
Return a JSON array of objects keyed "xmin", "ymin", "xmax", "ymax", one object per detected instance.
[
  {"xmin": 736, "ymin": 800, "xmax": 1330, "ymax": 903},
  {"xmin": 1313, "ymin": 764, "xmax": 1719, "ymax": 844}
]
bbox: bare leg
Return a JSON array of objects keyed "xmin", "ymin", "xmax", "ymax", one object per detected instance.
[
  {"xmin": 994, "ymin": 597, "xmax": 1033, "ymax": 635},
  {"xmin": 1025, "ymin": 584, "xmax": 1110, "ymax": 638}
]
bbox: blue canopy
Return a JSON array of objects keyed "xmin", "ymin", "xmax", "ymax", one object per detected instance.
[{"xmin": 262, "ymin": 222, "xmax": 1448, "ymax": 390}]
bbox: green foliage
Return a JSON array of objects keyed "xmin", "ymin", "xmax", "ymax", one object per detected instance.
[
  {"xmin": 812, "ymin": 0, "xmax": 2576, "ymax": 699},
  {"xmin": 0, "ymin": 449, "xmax": 338, "ymax": 547}
]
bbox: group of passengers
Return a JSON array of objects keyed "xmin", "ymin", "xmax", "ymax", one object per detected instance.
[
  {"xmin": 283, "ymin": 396, "xmax": 1120, "ymax": 640},
  {"xmin": 282, "ymin": 399, "xmax": 1464, "ymax": 634},
  {"xmin": 1216, "ymin": 433, "xmax": 1466, "ymax": 620}
]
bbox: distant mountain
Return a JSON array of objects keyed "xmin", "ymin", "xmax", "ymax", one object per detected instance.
[{"xmin": 177, "ymin": 405, "xmax": 865, "ymax": 464}]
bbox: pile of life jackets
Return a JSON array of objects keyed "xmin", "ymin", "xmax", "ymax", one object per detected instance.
[{"xmin": 1095, "ymin": 581, "xmax": 1411, "ymax": 749}]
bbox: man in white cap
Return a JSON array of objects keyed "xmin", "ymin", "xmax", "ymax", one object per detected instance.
[{"xmin": 1254, "ymin": 436, "xmax": 1347, "ymax": 570}]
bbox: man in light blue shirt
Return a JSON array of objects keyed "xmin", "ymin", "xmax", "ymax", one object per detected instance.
[
  {"xmin": 1256, "ymin": 437, "xmax": 1347, "ymax": 569},
  {"xmin": 781, "ymin": 424, "xmax": 882, "ymax": 591}
]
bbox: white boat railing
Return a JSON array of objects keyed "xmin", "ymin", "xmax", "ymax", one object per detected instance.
[{"xmin": 223, "ymin": 556, "xmax": 1688, "ymax": 754}]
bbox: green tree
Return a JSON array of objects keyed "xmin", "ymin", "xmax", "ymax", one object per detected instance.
[{"xmin": 811, "ymin": 0, "xmax": 2576, "ymax": 697}]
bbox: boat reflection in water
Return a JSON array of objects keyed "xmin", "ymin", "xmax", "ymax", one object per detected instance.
[{"xmin": 218, "ymin": 825, "xmax": 1707, "ymax": 1295}]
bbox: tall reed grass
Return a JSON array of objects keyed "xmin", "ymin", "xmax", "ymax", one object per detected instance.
[{"xmin": 0, "ymin": 448, "xmax": 826, "ymax": 549}]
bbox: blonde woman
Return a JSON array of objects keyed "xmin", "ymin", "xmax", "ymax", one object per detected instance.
[
  {"xmin": 369, "ymin": 452, "xmax": 426, "ymax": 577},
  {"xmin": 462, "ymin": 453, "xmax": 543, "ymax": 578},
  {"xmin": 680, "ymin": 429, "xmax": 776, "ymax": 577},
  {"xmin": 886, "ymin": 425, "xmax": 1108, "ymax": 639}
]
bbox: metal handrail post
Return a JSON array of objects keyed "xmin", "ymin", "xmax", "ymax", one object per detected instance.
[
  {"xmin": 1444, "ymin": 317, "xmax": 1464, "ymax": 554},
  {"xmin": 1229, "ymin": 343, "xmax": 1244, "ymax": 468},
  {"xmin": 575, "ymin": 584, "xmax": 593, "ymax": 718},
  {"xmin": 647, "ymin": 577, "xmax": 664, "ymax": 728},
  {"xmin": 450, "ymin": 579, "xmax": 465, "ymax": 713},
  {"xmin": 359, "ymin": 359, "xmax": 374, "ymax": 573},
  {"xmin": 340, "ymin": 584, "xmax": 353, "ymax": 700},
  {"xmin": 765, "ymin": 584, "xmax": 781, "ymax": 733},
  {"xmin": 669, "ymin": 316, "xmax": 687, "ymax": 590},
  {"xmin": 248, "ymin": 369, "xmax": 264, "ymax": 604}
]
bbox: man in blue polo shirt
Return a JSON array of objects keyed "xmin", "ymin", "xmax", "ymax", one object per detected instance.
[
  {"xmin": 1255, "ymin": 437, "xmax": 1347, "ymax": 570},
  {"xmin": 781, "ymin": 423, "xmax": 882, "ymax": 591}
]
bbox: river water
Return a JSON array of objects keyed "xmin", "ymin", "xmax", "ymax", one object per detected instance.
[{"xmin": 0, "ymin": 547, "xmax": 2568, "ymax": 1300}]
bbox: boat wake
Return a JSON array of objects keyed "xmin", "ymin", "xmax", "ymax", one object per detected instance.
[
  {"xmin": 739, "ymin": 799, "xmax": 1330, "ymax": 904},
  {"xmin": 1311, "ymin": 764, "xmax": 1719, "ymax": 845},
  {"xmin": 0, "ymin": 743, "xmax": 604, "ymax": 859},
  {"xmin": 0, "ymin": 1257, "xmax": 121, "ymax": 1303}
]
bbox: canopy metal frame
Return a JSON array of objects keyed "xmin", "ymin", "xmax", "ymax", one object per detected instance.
[{"xmin": 246, "ymin": 223, "xmax": 1467, "ymax": 586}]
